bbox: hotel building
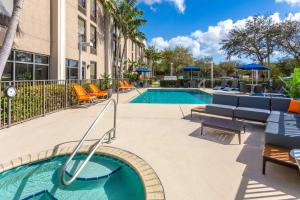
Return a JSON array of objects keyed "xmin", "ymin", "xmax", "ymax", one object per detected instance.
[{"xmin": 0, "ymin": 0, "xmax": 145, "ymax": 81}]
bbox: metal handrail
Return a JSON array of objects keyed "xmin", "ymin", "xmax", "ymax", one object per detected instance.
[{"xmin": 60, "ymin": 98, "xmax": 117, "ymax": 186}]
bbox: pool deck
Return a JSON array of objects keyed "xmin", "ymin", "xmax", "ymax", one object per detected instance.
[{"xmin": 0, "ymin": 89, "xmax": 299, "ymax": 200}]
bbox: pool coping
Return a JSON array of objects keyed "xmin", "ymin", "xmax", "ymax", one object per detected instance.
[{"xmin": 0, "ymin": 145, "xmax": 165, "ymax": 200}]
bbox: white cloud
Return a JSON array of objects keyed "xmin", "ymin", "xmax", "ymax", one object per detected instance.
[
  {"xmin": 139, "ymin": 0, "xmax": 186, "ymax": 13},
  {"xmin": 276, "ymin": 0, "xmax": 300, "ymax": 6},
  {"xmin": 149, "ymin": 12, "xmax": 300, "ymax": 61},
  {"xmin": 150, "ymin": 36, "xmax": 201, "ymax": 57}
]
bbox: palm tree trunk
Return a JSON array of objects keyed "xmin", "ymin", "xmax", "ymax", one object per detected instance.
[{"xmin": 0, "ymin": 0, "xmax": 24, "ymax": 77}]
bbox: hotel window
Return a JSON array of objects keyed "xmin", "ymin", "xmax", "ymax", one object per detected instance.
[
  {"xmin": 78, "ymin": 0, "xmax": 86, "ymax": 14},
  {"xmin": 90, "ymin": 25, "xmax": 97, "ymax": 54},
  {"xmin": 90, "ymin": 62, "xmax": 97, "ymax": 79},
  {"xmin": 1, "ymin": 50, "xmax": 49, "ymax": 81},
  {"xmin": 78, "ymin": 17, "xmax": 86, "ymax": 50},
  {"xmin": 82, "ymin": 62, "xmax": 86, "ymax": 79},
  {"xmin": 35, "ymin": 54, "xmax": 49, "ymax": 80},
  {"xmin": 65, "ymin": 59, "xmax": 86, "ymax": 80},
  {"xmin": 65, "ymin": 59, "xmax": 78, "ymax": 80},
  {"xmin": 90, "ymin": 0, "xmax": 97, "ymax": 22}
]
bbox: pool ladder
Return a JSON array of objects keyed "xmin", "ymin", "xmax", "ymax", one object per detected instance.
[{"xmin": 60, "ymin": 98, "xmax": 117, "ymax": 186}]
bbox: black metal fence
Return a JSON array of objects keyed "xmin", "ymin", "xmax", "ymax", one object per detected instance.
[{"xmin": 0, "ymin": 79, "xmax": 109, "ymax": 129}]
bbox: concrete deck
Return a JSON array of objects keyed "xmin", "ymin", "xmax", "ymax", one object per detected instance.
[{"xmin": 0, "ymin": 90, "xmax": 299, "ymax": 200}]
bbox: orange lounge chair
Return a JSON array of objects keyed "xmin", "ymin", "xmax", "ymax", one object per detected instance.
[
  {"xmin": 87, "ymin": 83, "xmax": 108, "ymax": 99},
  {"xmin": 118, "ymin": 81, "xmax": 131, "ymax": 91},
  {"xmin": 73, "ymin": 84, "xmax": 96, "ymax": 103},
  {"xmin": 123, "ymin": 80, "xmax": 135, "ymax": 89}
]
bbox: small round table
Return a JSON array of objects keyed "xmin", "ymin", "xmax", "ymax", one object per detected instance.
[{"xmin": 290, "ymin": 149, "xmax": 300, "ymax": 170}]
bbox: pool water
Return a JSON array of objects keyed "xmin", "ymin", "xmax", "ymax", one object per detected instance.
[
  {"xmin": 130, "ymin": 89, "xmax": 212, "ymax": 104},
  {"xmin": 0, "ymin": 154, "xmax": 145, "ymax": 200}
]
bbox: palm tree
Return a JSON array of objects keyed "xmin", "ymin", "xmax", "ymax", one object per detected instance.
[
  {"xmin": 0, "ymin": 0, "xmax": 25, "ymax": 77},
  {"xmin": 102, "ymin": 0, "xmax": 147, "ymax": 79}
]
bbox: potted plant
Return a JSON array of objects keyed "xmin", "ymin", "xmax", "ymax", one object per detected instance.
[{"xmin": 101, "ymin": 73, "xmax": 113, "ymax": 98}]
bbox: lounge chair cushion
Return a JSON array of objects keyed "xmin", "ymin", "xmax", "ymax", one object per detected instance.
[
  {"xmin": 267, "ymin": 111, "xmax": 300, "ymax": 123},
  {"xmin": 238, "ymin": 96, "xmax": 270, "ymax": 110},
  {"xmin": 234, "ymin": 107, "xmax": 270, "ymax": 122},
  {"xmin": 271, "ymin": 97, "xmax": 291, "ymax": 112},
  {"xmin": 206, "ymin": 104, "xmax": 236, "ymax": 117},
  {"xmin": 212, "ymin": 94, "xmax": 239, "ymax": 106},
  {"xmin": 265, "ymin": 121, "xmax": 300, "ymax": 149}
]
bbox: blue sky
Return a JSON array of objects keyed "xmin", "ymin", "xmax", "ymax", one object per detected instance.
[{"xmin": 137, "ymin": 0, "xmax": 300, "ymax": 62}]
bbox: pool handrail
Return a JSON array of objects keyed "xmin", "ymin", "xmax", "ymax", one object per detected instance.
[{"xmin": 60, "ymin": 98, "xmax": 117, "ymax": 186}]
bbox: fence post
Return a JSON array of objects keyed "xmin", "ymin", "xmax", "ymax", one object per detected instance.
[
  {"xmin": 7, "ymin": 98, "xmax": 11, "ymax": 127},
  {"xmin": 65, "ymin": 80, "xmax": 68, "ymax": 109},
  {"xmin": 43, "ymin": 80, "xmax": 46, "ymax": 116}
]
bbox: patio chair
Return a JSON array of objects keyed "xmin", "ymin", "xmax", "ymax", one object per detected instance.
[
  {"xmin": 73, "ymin": 84, "xmax": 96, "ymax": 103},
  {"xmin": 213, "ymin": 80, "xmax": 227, "ymax": 90},
  {"xmin": 123, "ymin": 80, "xmax": 135, "ymax": 89},
  {"xmin": 118, "ymin": 81, "xmax": 131, "ymax": 91},
  {"xmin": 223, "ymin": 81, "xmax": 239, "ymax": 91},
  {"xmin": 87, "ymin": 83, "xmax": 108, "ymax": 99}
]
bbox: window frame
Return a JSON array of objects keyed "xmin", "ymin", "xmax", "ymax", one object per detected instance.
[
  {"xmin": 78, "ymin": 0, "xmax": 86, "ymax": 14},
  {"xmin": 1, "ymin": 50, "xmax": 49, "ymax": 81},
  {"xmin": 90, "ymin": 61, "xmax": 97, "ymax": 80},
  {"xmin": 90, "ymin": 24, "xmax": 97, "ymax": 54},
  {"xmin": 90, "ymin": 0, "xmax": 97, "ymax": 22},
  {"xmin": 78, "ymin": 17, "xmax": 87, "ymax": 51}
]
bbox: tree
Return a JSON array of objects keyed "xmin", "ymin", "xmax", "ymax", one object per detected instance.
[
  {"xmin": 218, "ymin": 61, "xmax": 238, "ymax": 76},
  {"xmin": 194, "ymin": 57, "xmax": 212, "ymax": 77},
  {"xmin": 221, "ymin": 16, "xmax": 277, "ymax": 65},
  {"xmin": 102, "ymin": 0, "xmax": 147, "ymax": 78},
  {"xmin": 0, "ymin": 0, "xmax": 25, "ymax": 77},
  {"xmin": 158, "ymin": 47, "xmax": 193, "ymax": 74},
  {"xmin": 145, "ymin": 46, "xmax": 161, "ymax": 76},
  {"xmin": 275, "ymin": 20, "xmax": 300, "ymax": 66}
]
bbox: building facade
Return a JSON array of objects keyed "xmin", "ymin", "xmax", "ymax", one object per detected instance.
[{"xmin": 0, "ymin": 0, "xmax": 144, "ymax": 81}]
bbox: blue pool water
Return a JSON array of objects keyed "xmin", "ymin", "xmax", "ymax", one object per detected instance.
[
  {"xmin": 130, "ymin": 89, "xmax": 212, "ymax": 104},
  {"xmin": 0, "ymin": 154, "xmax": 145, "ymax": 200}
]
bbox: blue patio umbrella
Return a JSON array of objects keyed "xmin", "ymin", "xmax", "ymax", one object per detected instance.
[
  {"xmin": 236, "ymin": 63, "xmax": 270, "ymax": 71},
  {"xmin": 236, "ymin": 63, "xmax": 270, "ymax": 84},
  {"xmin": 183, "ymin": 66, "xmax": 201, "ymax": 72},
  {"xmin": 183, "ymin": 66, "xmax": 201, "ymax": 80},
  {"xmin": 135, "ymin": 68, "xmax": 151, "ymax": 73}
]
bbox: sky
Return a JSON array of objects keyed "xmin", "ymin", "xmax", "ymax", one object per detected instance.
[{"xmin": 137, "ymin": 0, "xmax": 300, "ymax": 63}]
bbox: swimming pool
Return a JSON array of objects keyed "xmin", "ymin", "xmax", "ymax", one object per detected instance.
[
  {"xmin": 0, "ymin": 154, "xmax": 145, "ymax": 200},
  {"xmin": 130, "ymin": 89, "xmax": 212, "ymax": 104}
]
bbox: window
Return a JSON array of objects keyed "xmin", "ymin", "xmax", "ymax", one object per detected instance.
[
  {"xmin": 90, "ymin": 0, "xmax": 97, "ymax": 21},
  {"xmin": 78, "ymin": 17, "xmax": 86, "ymax": 48},
  {"xmin": 2, "ymin": 63, "xmax": 13, "ymax": 81},
  {"xmin": 15, "ymin": 63, "xmax": 33, "ymax": 80},
  {"xmin": 1, "ymin": 50, "xmax": 49, "ymax": 81},
  {"xmin": 78, "ymin": 0, "xmax": 86, "ymax": 8},
  {"xmin": 90, "ymin": 62, "xmax": 97, "ymax": 79},
  {"xmin": 35, "ymin": 65, "xmax": 48, "ymax": 80},
  {"xmin": 35, "ymin": 54, "xmax": 49, "ymax": 64},
  {"xmin": 90, "ymin": 25, "xmax": 97, "ymax": 54},
  {"xmin": 78, "ymin": 0, "xmax": 86, "ymax": 14},
  {"xmin": 66, "ymin": 59, "xmax": 78, "ymax": 80},
  {"xmin": 82, "ymin": 62, "xmax": 86, "ymax": 79},
  {"xmin": 16, "ymin": 51, "xmax": 33, "ymax": 62}
]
